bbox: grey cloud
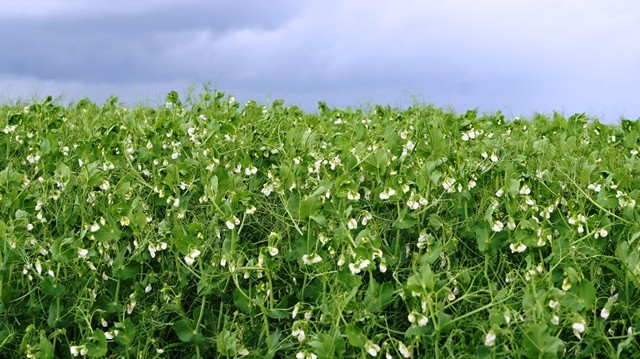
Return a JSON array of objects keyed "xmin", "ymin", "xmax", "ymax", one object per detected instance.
[
  {"xmin": 0, "ymin": 0, "xmax": 302, "ymax": 83},
  {"xmin": 1, "ymin": 0, "xmax": 639, "ymax": 122}
]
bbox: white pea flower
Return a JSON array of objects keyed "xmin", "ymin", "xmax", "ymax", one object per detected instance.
[
  {"xmin": 302, "ymin": 253, "xmax": 322, "ymax": 265},
  {"xmin": 347, "ymin": 218, "xmax": 358, "ymax": 230},
  {"xmin": 268, "ymin": 246, "xmax": 279, "ymax": 256},
  {"xmin": 398, "ymin": 342, "xmax": 411, "ymax": 358},
  {"xmin": 70, "ymin": 346, "xmax": 83, "ymax": 357},
  {"xmin": 587, "ymin": 183, "xmax": 601, "ymax": 192},
  {"xmin": 379, "ymin": 188, "xmax": 396, "ymax": 200},
  {"xmin": 601, "ymin": 307, "xmax": 610, "ymax": 320},
  {"xmin": 491, "ymin": 220, "xmax": 504, "ymax": 232},
  {"xmin": 226, "ymin": 216, "xmax": 240, "ymax": 229},
  {"xmin": 292, "ymin": 303, "xmax": 301, "ymax": 319},
  {"xmin": 349, "ymin": 259, "xmax": 370, "ymax": 274},
  {"xmin": 572, "ymin": 320, "xmax": 586, "ymax": 339},
  {"xmin": 509, "ymin": 242, "xmax": 527, "ymax": 253},
  {"xmin": 361, "ymin": 212, "xmax": 373, "ymax": 225},
  {"xmin": 99, "ymin": 180, "xmax": 110, "ymax": 191},
  {"xmin": 347, "ymin": 191, "xmax": 361, "ymax": 201},
  {"xmin": 417, "ymin": 314, "xmax": 429, "ymax": 327},
  {"xmin": 78, "ymin": 248, "xmax": 89, "ymax": 259},
  {"xmin": 442, "ymin": 178, "xmax": 456, "ymax": 192},
  {"xmin": 364, "ymin": 340, "xmax": 381, "ymax": 356},
  {"xmin": 292, "ymin": 327, "xmax": 306, "ymax": 342},
  {"xmin": 407, "ymin": 198, "xmax": 419, "ymax": 210},
  {"xmin": 261, "ymin": 184, "xmax": 274, "ymax": 196},
  {"xmin": 484, "ymin": 331, "xmax": 496, "ymax": 346},
  {"xmin": 379, "ymin": 262, "xmax": 387, "ymax": 273},
  {"xmin": 148, "ymin": 244, "xmax": 158, "ymax": 258},
  {"xmin": 90, "ymin": 223, "xmax": 101, "ymax": 232},
  {"xmin": 184, "ymin": 248, "xmax": 201, "ymax": 266}
]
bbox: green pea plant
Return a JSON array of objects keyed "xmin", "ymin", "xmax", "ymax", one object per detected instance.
[{"xmin": 0, "ymin": 91, "xmax": 639, "ymax": 358}]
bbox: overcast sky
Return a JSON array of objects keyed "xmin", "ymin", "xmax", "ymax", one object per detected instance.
[{"xmin": 1, "ymin": 0, "xmax": 639, "ymax": 122}]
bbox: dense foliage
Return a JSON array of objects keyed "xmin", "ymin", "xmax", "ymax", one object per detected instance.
[{"xmin": 1, "ymin": 91, "xmax": 640, "ymax": 358}]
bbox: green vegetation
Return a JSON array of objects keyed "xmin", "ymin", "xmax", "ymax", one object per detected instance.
[{"xmin": 1, "ymin": 90, "xmax": 640, "ymax": 358}]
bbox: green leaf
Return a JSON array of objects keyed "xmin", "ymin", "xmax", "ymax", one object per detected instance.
[
  {"xmin": 596, "ymin": 190, "xmax": 619, "ymax": 209},
  {"xmin": 112, "ymin": 262, "xmax": 140, "ymax": 280},
  {"xmin": 393, "ymin": 209, "xmax": 416, "ymax": 229},
  {"xmin": 114, "ymin": 180, "xmax": 131, "ymax": 198},
  {"xmin": 473, "ymin": 221, "xmax": 490, "ymax": 252},
  {"xmin": 345, "ymin": 323, "xmax": 366, "ymax": 348},
  {"xmin": 265, "ymin": 330, "xmax": 282, "ymax": 359},
  {"xmin": 407, "ymin": 264, "xmax": 435, "ymax": 294},
  {"xmin": 0, "ymin": 165, "xmax": 22, "ymax": 189},
  {"xmin": 365, "ymin": 279, "xmax": 394, "ymax": 313},
  {"xmin": 617, "ymin": 334, "xmax": 635, "ymax": 356},
  {"xmin": 51, "ymin": 237, "xmax": 74, "ymax": 263},
  {"xmin": 310, "ymin": 214, "xmax": 326, "ymax": 225},
  {"xmin": 580, "ymin": 163, "xmax": 597, "ymax": 184},
  {"xmin": 129, "ymin": 212, "xmax": 148, "ymax": 230},
  {"xmin": 41, "ymin": 278, "xmax": 66, "ymax": 297},
  {"xmin": 40, "ymin": 138, "xmax": 51, "ymax": 155},
  {"xmin": 404, "ymin": 325, "xmax": 429, "ymax": 337},
  {"xmin": 267, "ymin": 309, "xmax": 289, "ymax": 319},
  {"xmin": 522, "ymin": 323, "xmax": 564, "ymax": 359},
  {"xmin": 428, "ymin": 214, "xmax": 443, "ymax": 229},
  {"xmin": 114, "ymin": 318, "xmax": 136, "ymax": 347},
  {"xmin": 78, "ymin": 162, "xmax": 103, "ymax": 187},
  {"xmin": 36, "ymin": 334, "xmax": 55, "ymax": 359},
  {"xmin": 233, "ymin": 288, "xmax": 254, "ymax": 314},
  {"xmin": 308, "ymin": 330, "xmax": 346, "ymax": 359},
  {"xmin": 54, "ymin": 162, "xmax": 71, "ymax": 183},
  {"xmin": 93, "ymin": 227, "xmax": 121, "ymax": 243},
  {"xmin": 216, "ymin": 330, "xmax": 238, "ymax": 358},
  {"xmin": 172, "ymin": 319, "xmax": 204, "ymax": 344},
  {"xmin": 575, "ymin": 279, "xmax": 596, "ymax": 309},
  {"xmin": 285, "ymin": 191, "xmax": 301, "ymax": 218},
  {"xmin": 85, "ymin": 330, "xmax": 108, "ymax": 357},
  {"xmin": 299, "ymin": 196, "xmax": 321, "ymax": 221},
  {"xmin": 47, "ymin": 300, "xmax": 63, "ymax": 328}
]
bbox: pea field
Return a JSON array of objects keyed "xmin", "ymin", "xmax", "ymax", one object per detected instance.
[{"xmin": 1, "ymin": 91, "xmax": 640, "ymax": 358}]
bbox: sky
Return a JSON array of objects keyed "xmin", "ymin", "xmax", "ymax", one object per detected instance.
[{"xmin": 1, "ymin": 0, "xmax": 639, "ymax": 123}]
